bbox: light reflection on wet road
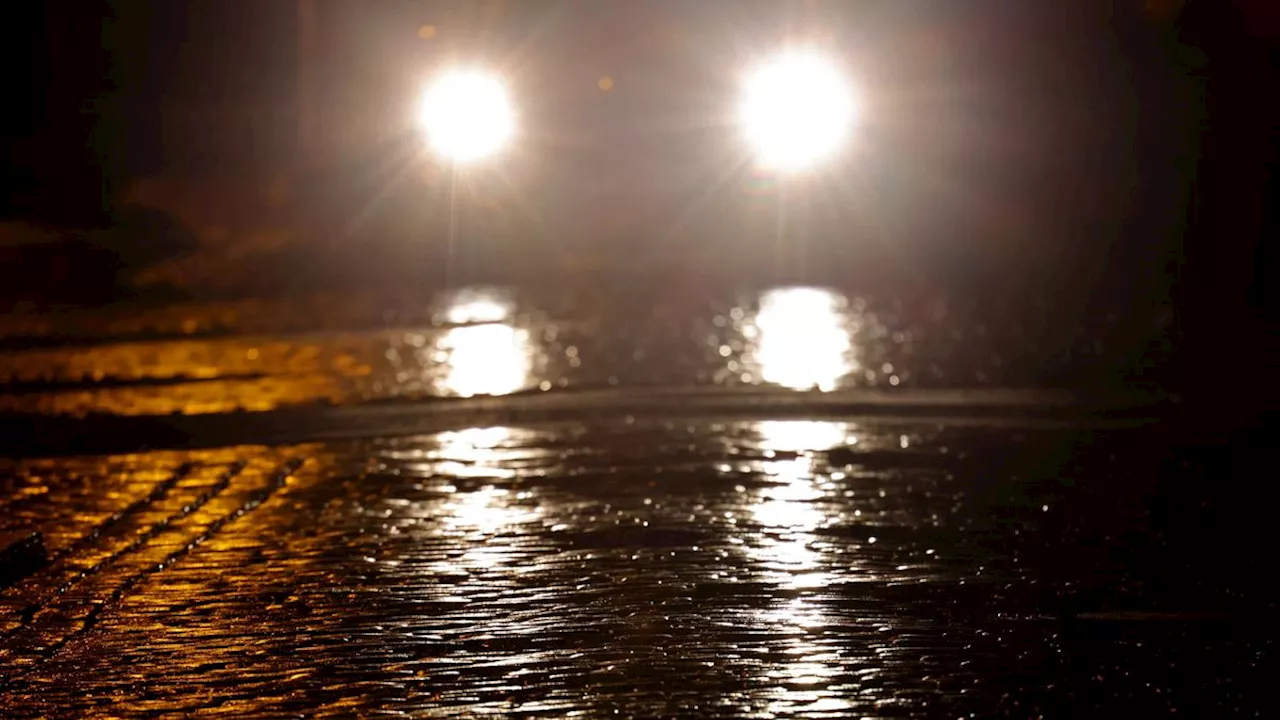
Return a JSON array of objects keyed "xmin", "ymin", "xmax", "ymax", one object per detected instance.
[
  {"xmin": 0, "ymin": 417, "xmax": 1269, "ymax": 716},
  {"xmin": 0, "ymin": 285, "xmax": 1167, "ymax": 416},
  {"xmin": 0, "ymin": 285, "xmax": 1264, "ymax": 716},
  {"xmin": 752, "ymin": 288, "xmax": 856, "ymax": 391}
]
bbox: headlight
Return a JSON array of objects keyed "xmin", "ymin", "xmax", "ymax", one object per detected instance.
[
  {"xmin": 738, "ymin": 49, "xmax": 858, "ymax": 173},
  {"xmin": 417, "ymin": 68, "xmax": 515, "ymax": 164}
]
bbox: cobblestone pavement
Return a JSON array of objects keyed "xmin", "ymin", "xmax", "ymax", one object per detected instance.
[{"xmin": 0, "ymin": 413, "xmax": 1271, "ymax": 717}]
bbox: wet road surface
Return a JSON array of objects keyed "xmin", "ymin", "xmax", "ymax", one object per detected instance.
[
  {"xmin": 0, "ymin": 416, "xmax": 1270, "ymax": 717},
  {"xmin": 0, "ymin": 285, "xmax": 1172, "ymax": 417},
  {"xmin": 0, "ymin": 286, "xmax": 1269, "ymax": 717}
]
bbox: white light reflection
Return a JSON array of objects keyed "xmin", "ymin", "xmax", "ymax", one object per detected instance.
[
  {"xmin": 759, "ymin": 600, "xmax": 850, "ymax": 715},
  {"xmin": 746, "ymin": 420, "xmax": 848, "ymax": 589},
  {"xmin": 445, "ymin": 485, "xmax": 539, "ymax": 535},
  {"xmin": 442, "ymin": 482, "xmax": 541, "ymax": 572},
  {"xmin": 437, "ymin": 323, "xmax": 531, "ymax": 397},
  {"xmin": 756, "ymin": 420, "xmax": 849, "ymax": 454},
  {"xmin": 750, "ymin": 288, "xmax": 855, "ymax": 391},
  {"xmin": 434, "ymin": 426, "xmax": 542, "ymax": 572},
  {"xmin": 432, "ymin": 426, "xmax": 519, "ymax": 477},
  {"xmin": 442, "ymin": 289, "xmax": 514, "ymax": 325},
  {"xmin": 745, "ymin": 420, "xmax": 854, "ymax": 716}
]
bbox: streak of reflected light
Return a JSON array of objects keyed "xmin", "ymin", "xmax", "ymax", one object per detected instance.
[
  {"xmin": 437, "ymin": 426, "xmax": 513, "ymax": 459},
  {"xmin": 433, "ymin": 426, "xmax": 541, "ymax": 571},
  {"xmin": 437, "ymin": 323, "xmax": 531, "ymax": 397},
  {"xmin": 747, "ymin": 420, "xmax": 854, "ymax": 714},
  {"xmin": 757, "ymin": 420, "xmax": 850, "ymax": 453},
  {"xmin": 746, "ymin": 420, "xmax": 849, "ymax": 590},
  {"xmin": 445, "ymin": 486, "xmax": 538, "ymax": 535},
  {"xmin": 758, "ymin": 578, "xmax": 851, "ymax": 714},
  {"xmin": 432, "ymin": 426, "xmax": 520, "ymax": 478},
  {"xmin": 442, "ymin": 290, "xmax": 514, "ymax": 324},
  {"xmin": 432, "ymin": 290, "xmax": 530, "ymax": 397},
  {"xmin": 750, "ymin": 287, "xmax": 855, "ymax": 391}
]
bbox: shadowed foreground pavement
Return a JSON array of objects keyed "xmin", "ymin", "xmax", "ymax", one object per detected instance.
[{"xmin": 1, "ymin": 416, "xmax": 1270, "ymax": 717}]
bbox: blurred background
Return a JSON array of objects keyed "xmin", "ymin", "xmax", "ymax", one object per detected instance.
[{"xmin": 0, "ymin": 0, "xmax": 1276, "ymax": 403}]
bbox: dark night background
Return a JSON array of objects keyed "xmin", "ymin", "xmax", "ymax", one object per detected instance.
[{"xmin": 1, "ymin": 1, "xmax": 1277, "ymax": 405}]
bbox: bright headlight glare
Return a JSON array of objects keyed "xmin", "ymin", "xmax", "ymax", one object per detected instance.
[
  {"xmin": 739, "ymin": 49, "xmax": 857, "ymax": 173},
  {"xmin": 418, "ymin": 68, "xmax": 515, "ymax": 163}
]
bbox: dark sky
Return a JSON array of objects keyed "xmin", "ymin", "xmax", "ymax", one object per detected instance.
[{"xmin": 2, "ymin": 0, "xmax": 296, "ymax": 219}]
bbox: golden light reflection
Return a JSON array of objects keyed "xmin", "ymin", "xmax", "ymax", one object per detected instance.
[
  {"xmin": 750, "ymin": 287, "xmax": 854, "ymax": 391},
  {"xmin": 436, "ymin": 323, "xmax": 531, "ymax": 397}
]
